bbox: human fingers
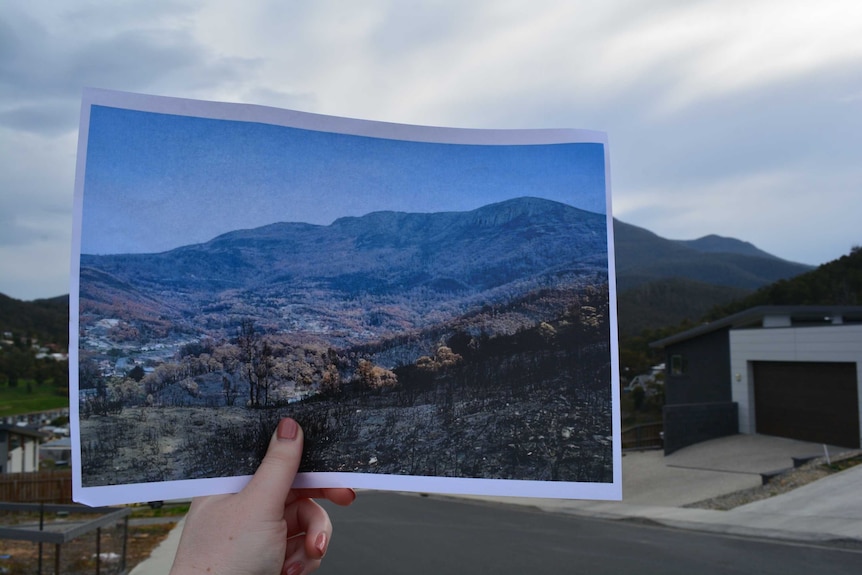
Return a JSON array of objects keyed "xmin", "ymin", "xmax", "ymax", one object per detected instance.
[
  {"xmin": 283, "ymin": 537, "xmax": 323, "ymax": 575},
  {"xmin": 281, "ymin": 498, "xmax": 333, "ymax": 574},
  {"xmin": 286, "ymin": 498, "xmax": 333, "ymax": 560},
  {"xmin": 289, "ymin": 487, "xmax": 356, "ymax": 507},
  {"xmin": 241, "ymin": 417, "xmax": 303, "ymax": 520}
]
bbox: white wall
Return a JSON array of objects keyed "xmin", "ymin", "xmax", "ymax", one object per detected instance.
[
  {"xmin": 7, "ymin": 437, "xmax": 40, "ymax": 473},
  {"xmin": 730, "ymin": 324, "xmax": 862, "ymax": 445}
]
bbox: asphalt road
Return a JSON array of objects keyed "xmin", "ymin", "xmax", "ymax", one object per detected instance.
[{"xmin": 320, "ymin": 491, "xmax": 862, "ymax": 575}]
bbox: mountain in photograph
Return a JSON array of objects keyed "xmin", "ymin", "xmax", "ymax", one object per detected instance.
[
  {"xmin": 80, "ymin": 197, "xmax": 610, "ymax": 344},
  {"xmin": 77, "ymin": 196, "xmax": 617, "ymax": 488}
]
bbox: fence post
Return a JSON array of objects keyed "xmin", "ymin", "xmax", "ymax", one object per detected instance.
[
  {"xmin": 121, "ymin": 515, "xmax": 129, "ymax": 573},
  {"xmin": 96, "ymin": 526, "xmax": 102, "ymax": 575},
  {"xmin": 38, "ymin": 502, "xmax": 45, "ymax": 575}
]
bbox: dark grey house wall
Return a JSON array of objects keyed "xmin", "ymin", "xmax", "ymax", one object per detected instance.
[
  {"xmin": 664, "ymin": 327, "xmax": 731, "ymax": 405},
  {"xmin": 661, "ymin": 328, "xmax": 736, "ymax": 454},
  {"xmin": 663, "ymin": 402, "xmax": 739, "ymax": 454}
]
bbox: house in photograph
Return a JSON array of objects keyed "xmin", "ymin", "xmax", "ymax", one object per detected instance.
[
  {"xmin": 651, "ymin": 306, "xmax": 862, "ymax": 454},
  {"xmin": 0, "ymin": 425, "xmax": 48, "ymax": 473}
]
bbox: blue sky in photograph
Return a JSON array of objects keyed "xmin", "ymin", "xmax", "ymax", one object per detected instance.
[{"xmin": 81, "ymin": 104, "xmax": 606, "ymax": 255}]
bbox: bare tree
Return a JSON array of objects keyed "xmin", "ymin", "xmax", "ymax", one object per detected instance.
[
  {"xmin": 237, "ymin": 318, "xmax": 277, "ymax": 407},
  {"xmin": 237, "ymin": 318, "xmax": 259, "ymax": 406}
]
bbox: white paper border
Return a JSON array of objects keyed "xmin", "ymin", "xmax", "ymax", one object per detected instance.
[{"xmin": 70, "ymin": 88, "xmax": 621, "ymax": 506}]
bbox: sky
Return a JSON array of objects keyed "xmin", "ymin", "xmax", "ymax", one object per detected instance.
[
  {"xmin": 80, "ymin": 100, "xmax": 606, "ymax": 254},
  {"xmin": 2, "ymin": 0, "xmax": 861, "ymax": 299}
]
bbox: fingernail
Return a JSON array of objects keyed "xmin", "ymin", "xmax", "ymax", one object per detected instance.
[
  {"xmin": 315, "ymin": 532, "xmax": 328, "ymax": 557},
  {"xmin": 285, "ymin": 560, "xmax": 304, "ymax": 575},
  {"xmin": 277, "ymin": 418, "xmax": 298, "ymax": 441}
]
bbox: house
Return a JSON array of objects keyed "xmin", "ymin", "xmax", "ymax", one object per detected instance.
[
  {"xmin": 0, "ymin": 424, "xmax": 48, "ymax": 473},
  {"xmin": 40, "ymin": 436, "xmax": 72, "ymax": 467},
  {"xmin": 624, "ymin": 372, "xmax": 663, "ymax": 396},
  {"xmin": 651, "ymin": 305, "xmax": 862, "ymax": 454}
]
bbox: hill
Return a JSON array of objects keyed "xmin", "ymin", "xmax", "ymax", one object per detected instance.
[
  {"xmin": 615, "ymin": 277, "xmax": 750, "ymax": 337},
  {"xmin": 704, "ymin": 246, "xmax": 862, "ymax": 320},
  {"xmin": 612, "ymin": 220, "xmax": 811, "ymax": 336},
  {"xmin": 619, "ymin": 245, "xmax": 862, "ymax": 378},
  {"xmin": 613, "ymin": 220, "xmax": 811, "ymax": 292},
  {"xmin": 79, "ymin": 197, "xmax": 610, "ymax": 344},
  {"xmin": 0, "ymin": 293, "xmax": 68, "ymax": 346},
  {"xmin": 679, "ymin": 234, "xmax": 780, "ymax": 259},
  {"xmin": 2, "ymin": 205, "xmax": 814, "ymax": 346}
]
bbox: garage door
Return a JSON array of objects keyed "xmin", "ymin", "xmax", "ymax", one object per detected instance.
[{"xmin": 753, "ymin": 361, "xmax": 860, "ymax": 448}]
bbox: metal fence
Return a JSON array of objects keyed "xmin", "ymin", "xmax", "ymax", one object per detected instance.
[
  {"xmin": 622, "ymin": 421, "xmax": 663, "ymax": 450},
  {"xmin": 0, "ymin": 502, "xmax": 130, "ymax": 575}
]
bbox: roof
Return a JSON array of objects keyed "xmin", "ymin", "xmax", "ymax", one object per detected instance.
[
  {"xmin": 40, "ymin": 437, "xmax": 72, "ymax": 450},
  {"xmin": 0, "ymin": 425, "xmax": 49, "ymax": 439},
  {"xmin": 650, "ymin": 305, "xmax": 862, "ymax": 349}
]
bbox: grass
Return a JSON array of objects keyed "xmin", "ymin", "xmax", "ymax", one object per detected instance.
[
  {"xmin": 0, "ymin": 381, "xmax": 69, "ymax": 417},
  {"xmin": 129, "ymin": 501, "xmax": 192, "ymax": 519},
  {"xmin": 826, "ymin": 454, "xmax": 862, "ymax": 472}
]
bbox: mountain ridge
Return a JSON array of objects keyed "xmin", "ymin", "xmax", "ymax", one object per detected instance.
[
  {"xmin": 79, "ymin": 197, "xmax": 610, "ymax": 343},
  {"xmin": 3, "ymin": 200, "xmax": 815, "ymax": 345},
  {"xmin": 680, "ymin": 234, "xmax": 780, "ymax": 260},
  {"xmin": 613, "ymin": 219, "xmax": 811, "ymax": 291}
]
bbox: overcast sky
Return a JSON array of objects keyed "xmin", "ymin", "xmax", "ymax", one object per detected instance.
[{"xmin": 2, "ymin": 0, "xmax": 861, "ymax": 300}]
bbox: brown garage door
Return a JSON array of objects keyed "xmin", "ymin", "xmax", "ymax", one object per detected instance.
[{"xmin": 753, "ymin": 361, "xmax": 860, "ymax": 448}]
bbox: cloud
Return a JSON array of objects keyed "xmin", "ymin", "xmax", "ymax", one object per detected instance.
[
  {"xmin": 537, "ymin": 0, "xmax": 862, "ymax": 119},
  {"xmin": 2, "ymin": 0, "xmax": 862, "ymax": 299},
  {"xmin": 0, "ymin": 102, "xmax": 81, "ymax": 137},
  {"xmin": 616, "ymin": 166, "xmax": 862, "ymax": 266},
  {"xmin": 0, "ymin": 2, "xmax": 259, "ymax": 136},
  {"xmin": 0, "ymin": 240, "xmax": 72, "ymax": 300}
]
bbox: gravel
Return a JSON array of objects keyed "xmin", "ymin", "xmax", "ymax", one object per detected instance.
[{"xmin": 684, "ymin": 450, "xmax": 862, "ymax": 511}]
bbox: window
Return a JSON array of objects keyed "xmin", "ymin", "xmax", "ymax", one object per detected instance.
[{"xmin": 670, "ymin": 354, "xmax": 686, "ymax": 376}]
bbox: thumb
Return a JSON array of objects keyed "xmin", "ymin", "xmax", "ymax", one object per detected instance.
[{"xmin": 242, "ymin": 418, "xmax": 304, "ymax": 517}]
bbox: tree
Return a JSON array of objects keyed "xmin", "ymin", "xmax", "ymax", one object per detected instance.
[
  {"xmin": 237, "ymin": 318, "xmax": 259, "ymax": 406},
  {"xmin": 320, "ymin": 363, "xmax": 342, "ymax": 395},
  {"xmin": 236, "ymin": 318, "xmax": 276, "ymax": 407},
  {"xmin": 254, "ymin": 340, "xmax": 275, "ymax": 406},
  {"xmin": 128, "ymin": 364, "xmax": 146, "ymax": 382},
  {"xmin": 79, "ymin": 357, "xmax": 102, "ymax": 390},
  {"xmin": 631, "ymin": 385, "xmax": 646, "ymax": 411},
  {"xmin": 357, "ymin": 359, "xmax": 398, "ymax": 390},
  {"xmin": 222, "ymin": 374, "xmax": 239, "ymax": 406}
]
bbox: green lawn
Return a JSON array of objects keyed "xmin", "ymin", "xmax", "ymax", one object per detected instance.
[{"xmin": 0, "ymin": 382, "xmax": 69, "ymax": 417}]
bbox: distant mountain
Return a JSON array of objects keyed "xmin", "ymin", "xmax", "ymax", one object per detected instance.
[
  {"xmin": 615, "ymin": 277, "xmax": 750, "ymax": 337},
  {"xmin": 612, "ymin": 221, "xmax": 812, "ymax": 336},
  {"xmin": 680, "ymin": 234, "xmax": 780, "ymax": 260},
  {"xmin": 613, "ymin": 220, "xmax": 812, "ymax": 292},
  {"xmin": 615, "ymin": 244, "xmax": 861, "ymax": 376},
  {"xmin": 5, "ymin": 199, "xmax": 816, "ymax": 346},
  {"xmin": 80, "ymin": 197, "xmax": 610, "ymax": 343}
]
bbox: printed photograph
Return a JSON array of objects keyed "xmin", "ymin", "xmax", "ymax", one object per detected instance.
[{"xmin": 71, "ymin": 90, "xmax": 619, "ymax": 504}]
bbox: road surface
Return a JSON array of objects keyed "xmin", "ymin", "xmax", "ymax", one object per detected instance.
[{"xmin": 319, "ymin": 491, "xmax": 862, "ymax": 574}]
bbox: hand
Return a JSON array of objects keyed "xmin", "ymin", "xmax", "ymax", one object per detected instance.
[{"xmin": 170, "ymin": 418, "xmax": 355, "ymax": 575}]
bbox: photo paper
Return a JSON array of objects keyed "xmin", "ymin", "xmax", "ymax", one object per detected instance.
[{"xmin": 70, "ymin": 88, "xmax": 621, "ymax": 506}]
